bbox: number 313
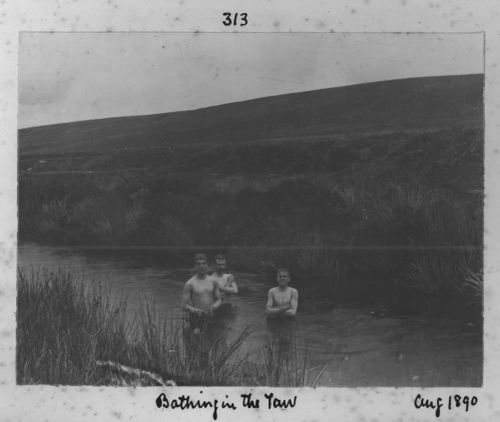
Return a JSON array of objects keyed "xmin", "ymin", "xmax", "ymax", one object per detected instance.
[{"xmin": 222, "ymin": 13, "xmax": 248, "ymax": 26}]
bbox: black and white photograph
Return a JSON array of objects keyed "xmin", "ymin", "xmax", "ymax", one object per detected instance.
[{"xmin": 16, "ymin": 31, "xmax": 484, "ymax": 389}]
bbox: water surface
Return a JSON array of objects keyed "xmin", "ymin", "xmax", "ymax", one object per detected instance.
[{"xmin": 18, "ymin": 243, "xmax": 482, "ymax": 386}]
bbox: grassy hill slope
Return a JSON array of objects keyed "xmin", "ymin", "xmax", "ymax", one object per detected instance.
[{"xmin": 19, "ymin": 74, "xmax": 483, "ymax": 155}]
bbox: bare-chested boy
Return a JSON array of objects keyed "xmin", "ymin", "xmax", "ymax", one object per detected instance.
[
  {"xmin": 182, "ymin": 253, "xmax": 221, "ymax": 333},
  {"xmin": 266, "ymin": 268, "xmax": 298, "ymax": 318},
  {"xmin": 211, "ymin": 254, "xmax": 238, "ymax": 299}
]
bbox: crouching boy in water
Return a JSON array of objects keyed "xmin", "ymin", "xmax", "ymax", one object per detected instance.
[
  {"xmin": 211, "ymin": 254, "xmax": 238, "ymax": 315},
  {"xmin": 182, "ymin": 253, "xmax": 222, "ymax": 335}
]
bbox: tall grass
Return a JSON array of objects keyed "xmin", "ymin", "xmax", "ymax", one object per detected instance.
[
  {"xmin": 461, "ymin": 268, "xmax": 483, "ymax": 312},
  {"xmin": 387, "ymin": 188, "xmax": 482, "ymax": 317},
  {"xmin": 17, "ymin": 269, "xmax": 308, "ymax": 386},
  {"xmin": 17, "ymin": 269, "xmax": 133, "ymax": 384},
  {"xmin": 258, "ymin": 230, "xmax": 346, "ymax": 293}
]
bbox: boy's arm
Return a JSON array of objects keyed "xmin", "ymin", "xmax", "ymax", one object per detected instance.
[
  {"xmin": 182, "ymin": 282, "xmax": 200, "ymax": 314},
  {"xmin": 284, "ymin": 289, "xmax": 299, "ymax": 316},
  {"xmin": 266, "ymin": 290, "xmax": 289, "ymax": 315},
  {"xmin": 222, "ymin": 274, "xmax": 238, "ymax": 294}
]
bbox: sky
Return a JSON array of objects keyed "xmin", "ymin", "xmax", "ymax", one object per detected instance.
[{"xmin": 19, "ymin": 32, "xmax": 484, "ymax": 128}]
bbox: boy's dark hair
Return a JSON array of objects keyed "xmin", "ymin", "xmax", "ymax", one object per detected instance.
[
  {"xmin": 195, "ymin": 253, "xmax": 208, "ymax": 262},
  {"xmin": 276, "ymin": 267, "xmax": 290, "ymax": 276},
  {"xmin": 215, "ymin": 253, "xmax": 226, "ymax": 260}
]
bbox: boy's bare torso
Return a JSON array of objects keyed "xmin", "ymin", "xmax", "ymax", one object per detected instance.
[
  {"xmin": 212, "ymin": 273, "xmax": 236, "ymax": 296},
  {"xmin": 269, "ymin": 286, "xmax": 297, "ymax": 308},
  {"xmin": 187, "ymin": 275, "xmax": 218, "ymax": 311}
]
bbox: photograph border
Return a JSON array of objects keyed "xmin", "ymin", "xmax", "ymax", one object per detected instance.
[{"xmin": 2, "ymin": 1, "xmax": 500, "ymax": 421}]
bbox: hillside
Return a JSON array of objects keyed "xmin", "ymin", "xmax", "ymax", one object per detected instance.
[
  {"xmin": 19, "ymin": 74, "xmax": 484, "ymax": 155},
  {"xmin": 18, "ymin": 74, "xmax": 484, "ymax": 318}
]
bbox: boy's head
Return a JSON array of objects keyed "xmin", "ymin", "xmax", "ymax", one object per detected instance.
[
  {"xmin": 195, "ymin": 253, "xmax": 208, "ymax": 275},
  {"xmin": 214, "ymin": 253, "xmax": 227, "ymax": 272},
  {"xmin": 276, "ymin": 268, "xmax": 290, "ymax": 287}
]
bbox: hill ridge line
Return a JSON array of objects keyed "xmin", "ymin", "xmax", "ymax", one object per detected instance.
[{"xmin": 19, "ymin": 73, "xmax": 483, "ymax": 131}]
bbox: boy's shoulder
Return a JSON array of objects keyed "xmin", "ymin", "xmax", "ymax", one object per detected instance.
[
  {"xmin": 224, "ymin": 273, "xmax": 235, "ymax": 284},
  {"xmin": 186, "ymin": 274, "xmax": 209, "ymax": 284},
  {"xmin": 185, "ymin": 275, "xmax": 196, "ymax": 285},
  {"xmin": 187, "ymin": 275, "xmax": 218, "ymax": 287},
  {"xmin": 211, "ymin": 272, "xmax": 231, "ymax": 281}
]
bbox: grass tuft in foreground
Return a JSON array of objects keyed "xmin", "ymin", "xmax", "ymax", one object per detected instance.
[{"xmin": 17, "ymin": 268, "xmax": 307, "ymax": 386}]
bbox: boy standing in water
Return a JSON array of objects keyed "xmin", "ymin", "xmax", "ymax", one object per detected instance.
[
  {"xmin": 266, "ymin": 268, "xmax": 298, "ymax": 317},
  {"xmin": 211, "ymin": 254, "xmax": 238, "ymax": 307},
  {"xmin": 266, "ymin": 268, "xmax": 299, "ymax": 355},
  {"xmin": 182, "ymin": 253, "xmax": 222, "ymax": 334}
]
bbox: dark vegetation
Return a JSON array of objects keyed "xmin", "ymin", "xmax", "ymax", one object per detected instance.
[{"xmin": 18, "ymin": 75, "xmax": 484, "ymax": 320}]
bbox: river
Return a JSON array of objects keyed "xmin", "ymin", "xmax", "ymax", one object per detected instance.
[{"xmin": 18, "ymin": 243, "xmax": 482, "ymax": 386}]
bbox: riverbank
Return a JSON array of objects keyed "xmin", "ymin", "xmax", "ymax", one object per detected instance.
[{"xmin": 18, "ymin": 173, "xmax": 483, "ymax": 321}]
